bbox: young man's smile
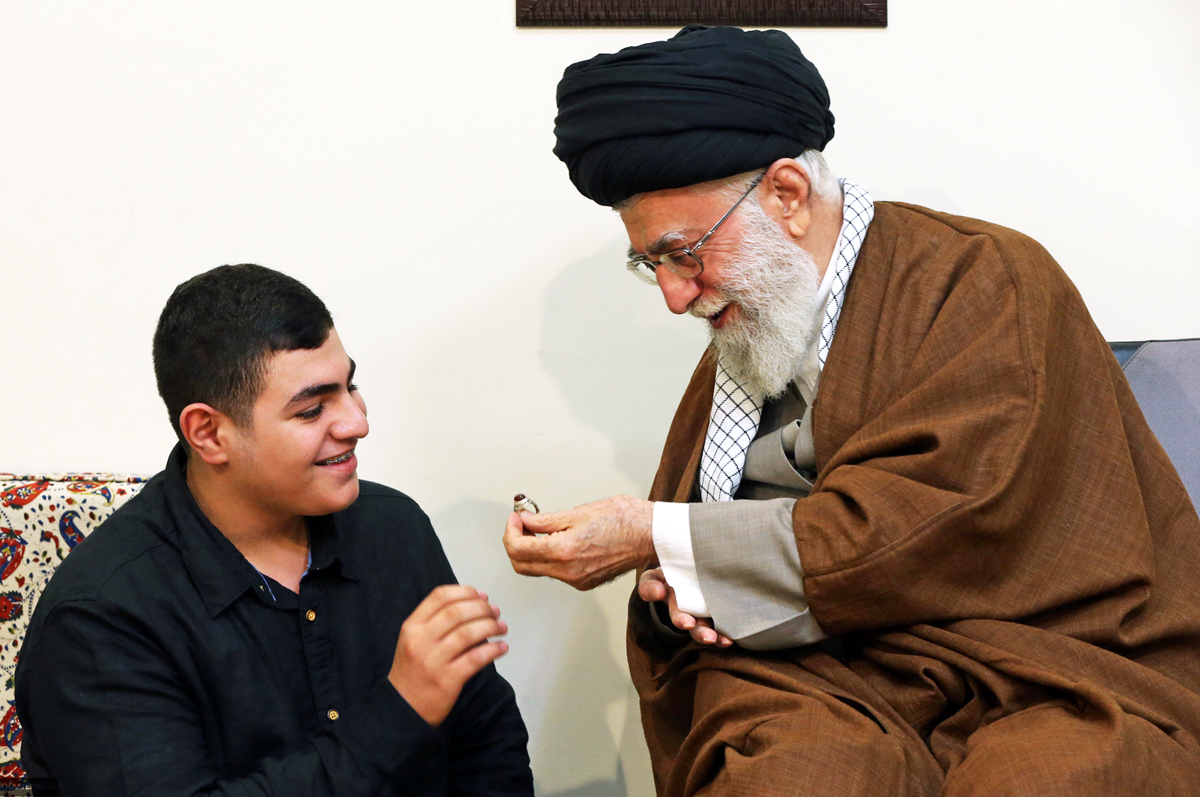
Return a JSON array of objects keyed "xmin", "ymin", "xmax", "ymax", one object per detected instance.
[{"xmin": 316, "ymin": 448, "xmax": 357, "ymax": 467}]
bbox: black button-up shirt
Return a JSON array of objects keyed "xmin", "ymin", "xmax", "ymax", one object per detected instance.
[{"xmin": 16, "ymin": 445, "xmax": 533, "ymax": 796}]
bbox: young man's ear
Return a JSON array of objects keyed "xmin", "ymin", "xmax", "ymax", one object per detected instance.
[{"xmin": 178, "ymin": 403, "xmax": 236, "ymax": 466}]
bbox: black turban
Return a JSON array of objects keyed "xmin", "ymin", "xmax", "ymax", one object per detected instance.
[{"xmin": 553, "ymin": 25, "xmax": 835, "ymax": 207}]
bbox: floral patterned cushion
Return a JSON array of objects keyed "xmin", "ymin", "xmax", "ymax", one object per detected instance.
[{"xmin": 0, "ymin": 473, "xmax": 148, "ymax": 778}]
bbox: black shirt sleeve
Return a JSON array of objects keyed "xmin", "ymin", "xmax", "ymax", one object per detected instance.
[
  {"xmin": 375, "ymin": 494, "xmax": 534, "ymax": 795},
  {"xmin": 440, "ymin": 663, "xmax": 534, "ymax": 796}
]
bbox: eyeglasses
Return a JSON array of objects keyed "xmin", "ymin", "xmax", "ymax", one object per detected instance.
[{"xmin": 625, "ymin": 173, "xmax": 764, "ymax": 285}]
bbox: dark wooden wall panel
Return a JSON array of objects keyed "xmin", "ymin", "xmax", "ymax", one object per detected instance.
[{"xmin": 516, "ymin": 1, "xmax": 886, "ymax": 28}]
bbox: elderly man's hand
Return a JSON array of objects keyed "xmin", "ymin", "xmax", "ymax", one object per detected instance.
[
  {"xmin": 637, "ymin": 568, "xmax": 733, "ymax": 647},
  {"xmin": 503, "ymin": 495, "xmax": 656, "ymax": 591}
]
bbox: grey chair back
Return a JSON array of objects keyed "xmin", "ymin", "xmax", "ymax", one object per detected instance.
[{"xmin": 1112, "ymin": 339, "xmax": 1200, "ymax": 503}]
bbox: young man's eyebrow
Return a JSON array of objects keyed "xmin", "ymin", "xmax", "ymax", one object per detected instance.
[{"xmin": 286, "ymin": 358, "xmax": 356, "ymax": 407}]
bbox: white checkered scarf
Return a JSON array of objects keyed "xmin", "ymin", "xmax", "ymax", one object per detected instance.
[{"xmin": 698, "ymin": 179, "xmax": 874, "ymax": 503}]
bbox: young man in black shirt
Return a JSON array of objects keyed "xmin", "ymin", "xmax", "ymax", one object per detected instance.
[{"xmin": 16, "ymin": 264, "xmax": 534, "ymax": 795}]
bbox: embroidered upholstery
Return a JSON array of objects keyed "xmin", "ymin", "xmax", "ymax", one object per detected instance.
[{"xmin": 0, "ymin": 474, "xmax": 147, "ymax": 778}]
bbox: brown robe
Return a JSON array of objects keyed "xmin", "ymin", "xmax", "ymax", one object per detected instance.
[{"xmin": 629, "ymin": 202, "xmax": 1200, "ymax": 795}]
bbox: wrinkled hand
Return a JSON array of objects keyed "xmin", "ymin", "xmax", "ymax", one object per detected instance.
[
  {"xmin": 638, "ymin": 568, "xmax": 732, "ymax": 647},
  {"xmin": 388, "ymin": 584, "xmax": 509, "ymax": 728},
  {"xmin": 503, "ymin": 495, "xmax": 656, "ymax": 591}
]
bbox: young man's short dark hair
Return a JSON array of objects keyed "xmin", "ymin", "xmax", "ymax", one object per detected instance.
[{"xmin": 152, "ymin": 263, "xmax": 333, "ymax": 441}]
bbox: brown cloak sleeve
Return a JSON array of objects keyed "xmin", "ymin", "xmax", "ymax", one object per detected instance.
[{"xmin": 630, "ymin": 201, "xmax": 1200, "ymax": 789}]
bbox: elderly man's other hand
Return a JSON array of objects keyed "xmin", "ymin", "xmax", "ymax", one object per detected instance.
[
  {"xmin": 503, "ymin": 495, "xmax": 655, "ymax": 590},
  {"xmin": 638, "ymin": 568, "xmax": 733, "ymax": 647}
]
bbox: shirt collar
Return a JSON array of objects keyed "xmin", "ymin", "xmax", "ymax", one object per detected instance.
[
  {"xmin": 160, "ymin": 444, "xmax": 357, "ymax": 618},
  {"xmin": 817, "ymin": 178, "xmax": 874, "ymax": 369},
  {"xmin": 791, "ymin": 179, "xmax": 874, "ymax": 397},
  {"xmin": 307, "ymin": 511, "xmax": 360, "ymax": 581},
  {"xmin": 791, "ymin": 236, "xmax": 842, "ymax": 400}
]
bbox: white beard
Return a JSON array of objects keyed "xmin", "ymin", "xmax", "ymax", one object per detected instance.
[{"xmin": 690, "ymin": 202, "xmax": 824, "ymax": 399}]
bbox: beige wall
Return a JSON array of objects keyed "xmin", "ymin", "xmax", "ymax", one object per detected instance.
[{"xmin": 2, "ymin": 1, "xmax": 1197, "ymax": 793}]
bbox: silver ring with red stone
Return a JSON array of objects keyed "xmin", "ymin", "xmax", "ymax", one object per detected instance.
[{"xmin": 512, "ymin": 494, "xmax": 539, "ymax": 514}]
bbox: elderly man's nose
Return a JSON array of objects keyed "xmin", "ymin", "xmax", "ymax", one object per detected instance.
[{"xmin": 656, "ymin": 269, "xmax": 701, "ymax": 314}]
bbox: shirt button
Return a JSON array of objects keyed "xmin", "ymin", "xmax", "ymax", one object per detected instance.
[
  {"xmin": 327, "ymin": 709, "xmax": 339, "ymax": 721},
  {"xmin": 306, "ymin": 610, "xmax": 317, "ymax": 622}
]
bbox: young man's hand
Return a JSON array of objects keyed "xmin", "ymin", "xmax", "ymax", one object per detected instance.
[{"xmin": 388, "ymin": 584, "xmax": 509, "ymax": 727}]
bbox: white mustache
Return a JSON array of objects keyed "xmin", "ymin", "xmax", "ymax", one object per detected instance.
[{"xmin": 688, "ymin": 294, "xmax": 729, "ymax": 320}]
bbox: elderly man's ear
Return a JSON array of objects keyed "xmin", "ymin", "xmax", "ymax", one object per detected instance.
[{"xmin": 761, "ymin": 158, "xmax": 815, "ymax": 241}]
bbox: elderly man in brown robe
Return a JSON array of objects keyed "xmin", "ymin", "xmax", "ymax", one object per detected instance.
[{"xmin": 504, "ymin": 25, "xmax": 1200, "ymax": 796}]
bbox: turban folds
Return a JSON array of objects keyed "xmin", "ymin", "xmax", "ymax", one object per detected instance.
[{"xmin": 553, "ymin": 25, "xmax": 835, "ymax": 207}]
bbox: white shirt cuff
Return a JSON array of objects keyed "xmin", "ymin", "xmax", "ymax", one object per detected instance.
[{"xmin": 651, "ymin": 502, "xmax": 710, "ymax": 617}]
